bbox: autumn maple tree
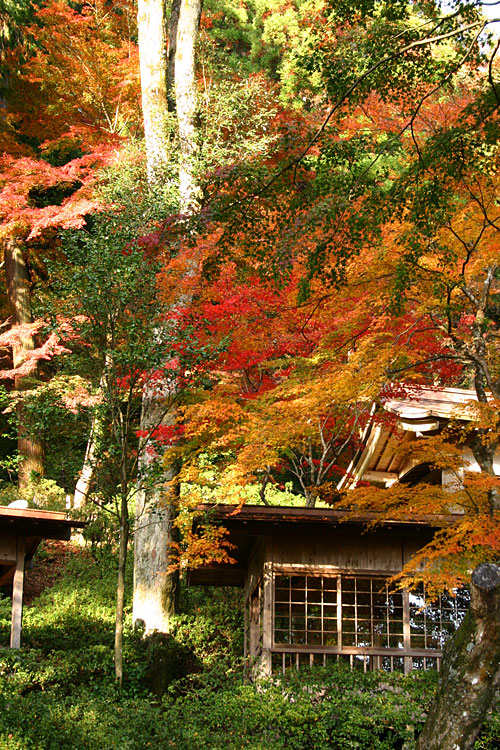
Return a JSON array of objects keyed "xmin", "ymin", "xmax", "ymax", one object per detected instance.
[
  {"xmin": 3, "ymin": 0, "xmax": 500, "ymax": 738},
  {"xmin": 0, "ymin": 0, "xmax": 145, "ymax": 683},
  {"xmin": 164, "ymin": 4, "xmax": 500, "ymax": 746},
  {"xmin": 0, "ymin": 0, "xmax": 140, "ymax": 491}
]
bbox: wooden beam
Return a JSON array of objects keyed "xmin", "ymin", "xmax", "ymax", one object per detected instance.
[
  {"xmin": 397, "ymin": 418, "xmax": 439, "ymax": 432},
  {"xmin": 0, "ymin": 531, "xmax": 17, "ymax": 564},
  {"xmin": 362, "ymin": 470, "xmax": 399, "ymax": 484},
  {"xmin": 10, "ymin": 534, "xmax": 25, "ymax": 649}
]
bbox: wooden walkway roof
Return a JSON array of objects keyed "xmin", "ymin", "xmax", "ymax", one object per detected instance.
[{"xmin": 0, "ymin": 506, "xmax": 85, "ymax": 648}]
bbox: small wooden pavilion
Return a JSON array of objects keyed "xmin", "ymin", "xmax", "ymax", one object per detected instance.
[
  {"xmin": 0, "ymin": 505, "xmax": 85, "ymax": 648},
  {"xmin": 189, "ymin": 388, "xmax": 488, "ymax": 676},
  {"xmin": 189, "ymin": 504, "xmax": 468, "ymax": 676}
]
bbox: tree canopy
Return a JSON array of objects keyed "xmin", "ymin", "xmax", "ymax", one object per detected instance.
[{"xmin": 1, "ymin": 0, "xmax": 500, "ymax": 743}]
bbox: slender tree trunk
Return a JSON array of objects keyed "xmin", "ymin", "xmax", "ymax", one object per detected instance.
[
  {"xmin": 73, "ymin": 412, "xmax": 100, "ymax": 508},
  {"xmin": 73, "ymin": 369, "xmax": 108, "ymax": 509},
  {"xmin": 114, "ymin": 493, "xmax": 130, "ymax": 686},
  {"xmin": 4, "ymin": 237, "xmax": 44, "ymax": 490},
  {"xmin": 133, "ymin": 0, "xmax": 202, "ymax": 634},
  {"xmin": 416, "ymin": 563, "xmax": 500, "ymax": 750}
]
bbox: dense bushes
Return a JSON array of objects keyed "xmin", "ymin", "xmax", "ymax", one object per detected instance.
[
  {"xmin": 0, "ymin": 650, "xmax": 436, "ymax": 750},
  {"xmin": 161, "ymin": 667, "xmax": 437, "ymax": 750},
  {"xmin": 0, "ymin": 543, "xmax": 499, "ymax": 749}
]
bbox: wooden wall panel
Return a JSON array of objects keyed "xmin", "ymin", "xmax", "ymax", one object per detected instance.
[
  {"xmin": 0, "ymin": 532, "xmax": 18, "ymax": 564},
  {"xmin": 269, "ymin": 530, "xmax": 411, "ymax": 573},
  {"xmin": 402, "ymin": 538, "xmax": 424, "ymax": 566},
  {"xmin": 245, "ymin": 538, "xmax": 267, "ymax": 601}
]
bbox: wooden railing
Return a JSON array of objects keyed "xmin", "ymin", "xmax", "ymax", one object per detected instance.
[{"xmin": 269, "ymin": 645, "xmax": 443, "ymax": 675}]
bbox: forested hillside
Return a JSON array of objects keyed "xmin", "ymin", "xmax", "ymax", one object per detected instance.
[{"xmin": 1, "ymin": 1, "xmax": 500, "ymax": 748}]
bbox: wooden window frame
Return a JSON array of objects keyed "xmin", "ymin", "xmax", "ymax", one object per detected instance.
[{"xmin": 270, "ymin": 565, "xmax": 467, "ymax": 674}]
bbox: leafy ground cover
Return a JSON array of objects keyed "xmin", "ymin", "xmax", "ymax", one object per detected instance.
[{"xmin": 0, "ymin": 543, "xmax": 499, "ymax": 750}]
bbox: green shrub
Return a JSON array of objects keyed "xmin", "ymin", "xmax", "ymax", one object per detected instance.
[
  {"xmin": 475, "ymin": 710, "xmax": 500, "ymax": 750},
  {"xmin": 160, "ymin": 666, "xmax": 437, "ymax": 750},
  {"xmin": 174, "ymin": 585, "xmax": 244, "ymax": 667},
  {"xmin": 1, "ymin": 543, "xmax": 498, "ymax": 750}
]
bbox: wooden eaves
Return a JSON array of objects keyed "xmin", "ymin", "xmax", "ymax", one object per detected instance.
[
  {"xmin": 0, "ymin": 506, "xmax": 86, "ymax": 648},
  {"xmin": 188, "ymin": 503, "xmax": 463, "ymax": 587},
  {"xmin": 339, "ymin": 386, "xmax": 484, "ymax": 490}
]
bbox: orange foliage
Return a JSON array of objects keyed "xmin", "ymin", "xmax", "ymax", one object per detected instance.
[
  {"xmin": 170, "ymin": 64, "xmax": 500, "ymax": 590},
  {"xmin": 168, "ymin": 517, "xmax": 236, "ymax": 572},
  {"xmin": 0, "ymin": 0, "xmax": 140, "ymax": 243}
]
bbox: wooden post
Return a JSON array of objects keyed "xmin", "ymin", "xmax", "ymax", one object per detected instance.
[
  {"xmin": 10, "ymin": 535, "xmax": 25, "ymax": 649},
  {"xmin": 403, "ymin": 589, "xmax": 412, "ymax": 675},
  {"xmin": 243, "ymin": 588, "xmax": 248, "ymax": 660},
  {"xmin": 260, "ymin": 562, "xmax": 273, "ymax": 675},
  {"xmin": 249, "ymin": 586, "xmax": 260, "ymax": 658}
]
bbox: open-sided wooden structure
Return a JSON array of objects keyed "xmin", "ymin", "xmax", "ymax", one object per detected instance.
[
  {"xmin": 189, "ymin": 505, "xmax": 468, "ymax": 676},
  {"xmin": 0, "ymin": 506, "xmax": 85, "ymax": 648}
]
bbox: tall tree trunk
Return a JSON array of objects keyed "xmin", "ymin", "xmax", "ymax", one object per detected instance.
[
  {"xmin": 133, "ymin": 466, "xmax": 179, "ymax": 632},
  {"xmin": 133, "ymin": 402, "xmax": 180, "ymax": 633},
  {"xmin": 133, "ymin": 0, "xmax": 202, "ymax": 634},
  {"xmin": 416, "ymin": 563, "xmax": 500, "ymax": 750},
  {"xmin": 166, "ymin": 0, "xmax": 181, "ymax": 113},
  {"xmin": 4, "ymin": 238, "xmax": 44, "ymax": 490},
  {"xmin": 175, "ymin": 0, "xmax": 203, "ymax": 212},
  {"xmin": 137, "ymin": 0, "xmax": 169, "ymax": 183}
]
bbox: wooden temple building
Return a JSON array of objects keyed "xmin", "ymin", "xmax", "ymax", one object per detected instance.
[
  {"xmin": 190, "ymin": 504, "xmax": 468, "ymax": 676},
  {"xmin": 339, "ymin": 385, "xmax": 495, "ymax": 489},
  {"xmin": 0, "ymin": 505, "xmax": 85, "ymax": 649},
  {"xmin": 189, "ymin": 387, "xmax": 488, "ymax": 676}
]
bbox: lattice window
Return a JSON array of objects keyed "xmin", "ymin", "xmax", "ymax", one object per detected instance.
[
  {"xmin": 409, "ymin": 585, "xmax": 469, "ymax": 649},
  {"xmin": 273, "ymin": 572, "xmax": 468, "ymax": 655},
  {"xmin": 341, "ymin": 577, "xmax": 404, "ymax": 649},
  {"xmin": 274, "ymin": 574, "xmax": 338, "ymax": 646}
]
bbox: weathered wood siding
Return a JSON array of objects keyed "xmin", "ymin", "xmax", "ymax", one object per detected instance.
[
  {"xmin": 0, "ymin": 532, "xmax": 18, "ymax": 564},
  {"xmin": 267, "ymin": 528, "xmax": 424, "ymax": 573},
  {"xmin": 244, "ymin": 537, "xmax": 267, "ymax": 602}
]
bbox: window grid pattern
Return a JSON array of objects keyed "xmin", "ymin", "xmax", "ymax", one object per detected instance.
[
  {"xmin": 409, "ymin": 584, "xmax": 469, "ymax": 649},
  {"xmin": 274, "ymin": 574, "xmax": 406, "ymax": 650},
  {"xmin": 341, "ymin": 577, "xmax": 404, "ymax": 649},
  {"xmin": 274, "ymin": 574, "xmax": 338, "ymax": 647},
  {"xmin": 272, "ymin": 572, "xmax": 468, "ymax": 673}
]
